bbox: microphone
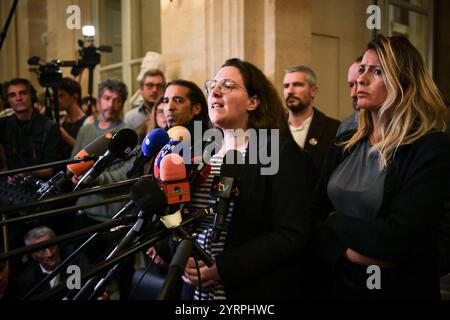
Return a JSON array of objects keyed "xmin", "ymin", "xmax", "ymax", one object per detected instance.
[
  {"xmin": 158, "ymin": 154, "xmax": 191, "ymax": 206},
  {"xmin": 36, "ymin": 131, "xmax": 116, "ymax": 199},
  {"xmin": 67, "ymin": 130, "xmax": 117, "ymax": 178},
  {"xmin": 167, "ymin": 126, "xmax": 191, "ymax": 147},
  {"xmin": 126, "ymin": 128, "xmax": 169, "ymax": 178},
  {"xmin": 188, "ymin": 156, "xmax": 211, "ymax": 188},
  {"xmin": 210, "ymin": 150, "xmax": 243, "ymax": 241},
  {"xmin": 130, "ymin": 176, "xmax": 167, "ymax": 219},
  {"xmin": 74, "ymin": 128, "xmax": 138, "ymax": 191},
  {"xmin": 153, "ymin": 140, "xmax": 190, "ymax": 179},
  {"xmin": 157, "ymin": 154, "xmax": 213, "ymax": 267}
]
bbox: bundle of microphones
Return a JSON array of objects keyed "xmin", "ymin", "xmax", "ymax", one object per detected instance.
[{"xmin": 0, "ymin": 124, "xmax": 244, "ymax": 299}]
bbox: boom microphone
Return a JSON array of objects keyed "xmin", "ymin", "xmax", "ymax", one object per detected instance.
[
  {"xmin": 74, "ymin": 128, "xmax": 138, "ymax": 191},
  {"xmin": 126, "ymin": 128, "xmax": 169, "ymax": 178}
]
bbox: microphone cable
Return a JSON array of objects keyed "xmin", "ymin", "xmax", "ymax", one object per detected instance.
[{"xmin": 126, "ymin": 242, "xmax": 161, "ymax": 300}]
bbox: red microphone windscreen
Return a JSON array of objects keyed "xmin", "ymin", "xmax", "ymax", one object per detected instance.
[
  {"xmin": 159, "ymin": 153, "xmax": 190, "ymax": 205},
  {"xmin": 159, "ymin": 153, "xmax": 186, "ymax": 181},
  {"xmin": 67, "ymin": 131, "xmax": 115, "ymax": 177}
]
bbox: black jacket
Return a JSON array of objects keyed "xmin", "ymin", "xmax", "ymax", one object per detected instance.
[
  {"xmin": 0, "ymin": 108, "xmax": 63, "ymax": 170},
  {"xmin": 312, "ymin": 130, "xmax": 450, "ymax": 299},
  {"xmin": 214, "ymin": 134, "xmax": 315, "ymax": 299},
  {"xmin": 304, "ymin": 108, "xmax": 340, "ymax": 177}
]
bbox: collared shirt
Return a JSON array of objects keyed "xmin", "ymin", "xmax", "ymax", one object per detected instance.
[
  {"xmin": 289, "ymin": 113, "xmax": 313, "ymax": 148},
  {"xmin": 39, "ymin": 264, "xmax": 61, "ymax": 288},
  {"xmin": 124, "ymin": 102, "xmax": 149, "ymax": 129}
]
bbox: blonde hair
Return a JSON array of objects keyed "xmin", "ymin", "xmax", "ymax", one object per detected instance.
[{"xmin": 342, "ymin": 35, "xmax": 447, "ymax": 170}]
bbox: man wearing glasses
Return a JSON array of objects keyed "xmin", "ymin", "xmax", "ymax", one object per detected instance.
[{"xmin": 125, "ymin": 69, "xmax": 165, "ymax": 129}]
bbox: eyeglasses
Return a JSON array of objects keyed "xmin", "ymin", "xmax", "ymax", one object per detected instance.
[
  {"xmin": 144, "ymin": 82, "xmax": 165, "ymax": 90},
  {"xmin": 204, "ymin": 79, "xmax": 243, "ymax": 95}
]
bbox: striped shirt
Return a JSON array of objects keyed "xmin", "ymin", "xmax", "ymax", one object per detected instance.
[{"xmin": 187, "ymin": 154, "xmax": 235, "ymax": 300}]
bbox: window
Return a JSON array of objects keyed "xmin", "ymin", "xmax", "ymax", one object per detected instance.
[
  {"xmin": 94, "ymin": 0, "xmax": 162, "ymax": 96},
  {"xmin": 381, "ymin": 0, "xmax": 433, "ymax": 67}
]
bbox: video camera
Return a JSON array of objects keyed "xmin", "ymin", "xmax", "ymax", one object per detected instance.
[
  {"xmin": 27, "ymin": 56, "xmax": 76, "ymax": 88},
  {"xmin": 70, "ymin": 26, "xmax": 112, "ymax": 77}
]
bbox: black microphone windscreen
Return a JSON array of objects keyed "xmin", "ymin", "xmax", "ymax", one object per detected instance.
[
  {"xmin": 109, "ymin": 128, "xmax": 138, "ymax": 158},
  {"xmin": 131, "ymin": 177, "xmax": 166, "ymax": 213}
]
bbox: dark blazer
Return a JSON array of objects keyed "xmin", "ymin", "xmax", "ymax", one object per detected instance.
[
  {"xmin": 304, "ymin": 107, "xmax": 340, "ymax": 176},
  {"xmin": 16, "ymin": 262, "xmax": 63, "ymax": 298},
  {"xmin": 312, "ymin": 130, "xmax": 450, "ymax": 299},
  {"xmin": 0, "ymin": 108, "xmax": 63, "ymax": 170},
  {"xmin": 215, "ymin": 134, "xmax": 315, "ymax": 299}
]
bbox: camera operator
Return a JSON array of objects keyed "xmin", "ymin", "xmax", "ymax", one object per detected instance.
[
  {"xmin": 58, "ymin": 77, "xmax": 86, "ymax": 159},
  {"xmin": 0, "ymin": 78, "xmax": 63, "ymax": 180}
]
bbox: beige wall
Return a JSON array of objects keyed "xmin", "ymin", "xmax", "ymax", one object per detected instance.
[
  {"xmin": 310, "ymin": 0, "xmax": 372, "ymax": 120},
  {"xmin": 0, "ymin": 0, "xmax": 92, "ymax": 96},
  {"xmin": 0, "ymin": 0, "xmax": 378, "ymax": 121},
  {"xmin": 161, "ymin": 0, "xmax": 311, "ymax": 98},
  {"xmin": 160, "ymin": 0, "xmax": 208, "ymax": 84},
  {"xmin": 0, "ymin": 0, "xmax": 47, "ymax": 89}
]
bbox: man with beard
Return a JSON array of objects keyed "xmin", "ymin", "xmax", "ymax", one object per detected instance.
[
  {"xmin": 283, "ymin": 66, "xmax": 339, "ymax": 175},
  {"xmin": 71, "ymin": 80, "xmax": 135, "ymax": 299},
  {"xmin": 336, "ymin": 57, "xmax": 363, "ymax": 135},
  {"xmin": 71, "ymin": 79, "xmax": 132, "ymax": 223}
]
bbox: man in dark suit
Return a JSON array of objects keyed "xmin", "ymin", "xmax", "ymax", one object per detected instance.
[
  {"xmin": 283, "ymin": 65, "xmax": 340, "ymax": 176},
  {"xmin": 17, "ymin": 226, "xmax": 64, "ymax": 298}
]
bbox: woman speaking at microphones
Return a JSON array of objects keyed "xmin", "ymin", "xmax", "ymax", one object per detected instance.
[{"xmin": 175, "ymin": 58, "xmax": 315, "ymax": 300}]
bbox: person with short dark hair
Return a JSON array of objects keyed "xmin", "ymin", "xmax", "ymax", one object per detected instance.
[
  {"xmin": 336, "ymin": 56, "xmax": 363, "ymax": 135},
  {"xmin": 0, "ymin": 78, "xmax": 62, "ymax": 179},
  {"xmin": 161, "ymin": 79, "xmax": 211, "ymax": 156},
  {"xmin": 58, "ymin": 77, "xmax": 87, "ymax": 159}
]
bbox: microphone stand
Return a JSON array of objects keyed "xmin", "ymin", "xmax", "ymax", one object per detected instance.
[
  {"xmin": 158, "ymin": 238, "xmax": 193, "ymax": 300},
  {"xmin": 0, "ymin": 156, "xmax": 99, "ymax": 178},
  {"xmin": 73, "ymin": 209, "xmax": 157, "ymax": 300},
  {"xmin": 0, "ymin": 194, "xmax": 130, "ymax": 226},
  {"xmin": 0, "ymin": 214, "xmax": 136, "ymax": 262},
  {"xmin": 30, "ymin": 207, "xmax": 214, "ymax": 300},
  {"xmin": 22, "ymin": 200, "xmax": 136, "ymax": 300},
  {"xmin": 31, "ymin": 227, "xmax": 172, "ymax": 300},
  {"xmin": 0, "ymin": 176, "xmax": 146, "ymax": 215}
]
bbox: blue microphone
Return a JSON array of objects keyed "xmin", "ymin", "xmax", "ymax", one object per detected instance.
[{"xmin": 127, "ymin": 128, "xmax": 170, "ymax": 178}]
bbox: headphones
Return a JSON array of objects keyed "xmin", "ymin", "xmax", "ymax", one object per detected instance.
[{"xmin": 2, "ymin": 79, "xmax": 38, "ymax": 109}]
